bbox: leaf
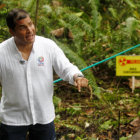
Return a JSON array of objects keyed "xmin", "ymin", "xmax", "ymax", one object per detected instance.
[
  {"xmin": 52, "ymin": 0, "xmax": 61, "ymax": 7},
  {"xmin": 62, "ymin": 123, "xmax": 83, "ymax": 132},
  {"xmin": 64, "ymin": 13, "xmax": 93, "ymax": 34},
  {"xmin": 134, "ymin": 10, "xmax": 140, "ymax": 19},
  {"xmin": 0, "ymin": 4, "xmax": 6, "ymax": 9},
  {"xmin": 90, "ymin": 138, "xmax": 97, "ymax": 140},
  {"xmin": 125, "ymin": 17, "xmax": 140, "ymax": 35},
  {"xmin": 68, "ymin": 30, "xmax": 73, "ymax": 39},
  {"xmin": 138, "ymin": 111, "xmax": 140, "ymax": 117},
  {"xmin": 130, "ymin": 117, "xmax": 140, "ymax": 127},
  {"xmin": 25, "ymin": 0, "xmax": 36, "ymax": 12},
  {"xmin": 100, "ymin": 120, "xmax": 113, "ymax": 130},
  {"xmin": 42, "ymin": 5, "xmax": 52, "ymax": 13},
  {"xmin": 85, "ymin": 108, "xmax": 94, "ymax": 115},
  {"xmin": 51, "ymin": 27, "xmax": 65, "ymax": 37},
  {"xmin": 124, "ymin": 0, "xmax": 136, "ymax": 9},
  {"xmin": 108, "ymin": 8, "xmax": 118, "ymax": 19},
  {"xmin": 75, "ymin": 12, "xmax": 83, "ymax": 17},
  {"xmin": 53, "ymin": 96, "xmax": 61, "ymax": 107},
  {"xmin": 89, "ymin": 0, "xmax": 102, "ymax": 31},
  {"xmin": 66, "ymin": 107, "xmax": 81, "ymax": 116},
  {"xmin": 120, "ymin": 135, "xmax": 132, "ymax": 140},
  {"xmin": 126, "ymin": 113, "xmax": 137, "ymax": 117}
]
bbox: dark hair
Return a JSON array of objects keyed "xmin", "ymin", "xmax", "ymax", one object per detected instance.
[{"xmin": 6, "ymin": 9, "xmax": 29, "ymax": 30}]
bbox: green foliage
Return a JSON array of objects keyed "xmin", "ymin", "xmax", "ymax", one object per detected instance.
[
  {"xmin": 55, "ymin": 40, "xmax": 99, "ymax": 94},
  {"xmin": 124, "ymin": 0, "xmax": 136, "ymax": 8},
  {"xmin": 0, "ymin": 0, "xmax": 140, "ymax": 138},
  {"xmin": 24, "ymin": 0, "xmax": 36, "ymax": 12},
  {"xmin": 100, "ymin": 120, "xmax": 113, "ymax": 130},
  {"xmin": 108, "ymin": 8, "xmax": 118, "ymax": 19},
  {"xmin": 64, "ymin": 13, "xmax": 93, "ymax": 34},
  {"xmin": 0, "ymin": 5, "xmax": 10, "ymax": 42},
  {"xmin": 120, "ymin": 135, "xmax": 132, "ymax": 140},
  {"xmin": 89, "ymin": 0, "xmax": 102, "ymax": 32},
  {"xmin": 2, "ymin": 0, "xmax": 139, "ymax": 88},
  {"xmin": 61, "ymin": 123, "xmax": 83, "ymax": 132},
  {"xmin": 125, "ymin": 17, "xmax": 140, "ymax": 36},
  {"xmin": 138, "ymin": 111, "xmax": 140, "ymax": 116},
  {"xmin": 53, "ymin": 95, "xmax": 61, "ymax": 107},
  {"xmin": 66, "ymin": 105, "xmax": 82, "ymax": 116}
]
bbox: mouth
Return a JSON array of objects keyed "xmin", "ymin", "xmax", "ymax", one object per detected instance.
[{"xmin": 26, "ymin": 34, "xmax": 35, "ymax": 41}]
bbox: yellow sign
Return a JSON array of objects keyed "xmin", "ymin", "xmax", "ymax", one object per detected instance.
[{"xmin": 116, "ymin": 56, "xmax": 140, "ymax": 76}]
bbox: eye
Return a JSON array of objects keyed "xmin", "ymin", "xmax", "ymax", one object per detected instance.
[{"xmin": 19, "ymin": 25, "xmax": 26, "ymax": 30}]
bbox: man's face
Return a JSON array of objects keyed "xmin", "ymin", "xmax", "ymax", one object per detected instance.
[{"xmin": 10, "ymin": 16, "xmax": 35, "ymax": 46}]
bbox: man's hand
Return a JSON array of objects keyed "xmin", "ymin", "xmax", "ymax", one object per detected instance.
[{"xmin": 73, "ymin": 74, "xmax": 88, "ymax": 92}]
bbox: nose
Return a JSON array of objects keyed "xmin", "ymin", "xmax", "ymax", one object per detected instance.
[{"xmin": 26, "ymin": 26, "xmax": 32, "ymax": 33}]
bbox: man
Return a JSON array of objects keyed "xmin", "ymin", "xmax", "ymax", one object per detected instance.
[{"xmin": 0, "ymin": 9, "xmax": 88, "ymax": 140}]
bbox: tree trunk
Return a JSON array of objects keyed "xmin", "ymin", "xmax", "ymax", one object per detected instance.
[{"xmin": 35, "ymin": 0, "xmax": 39, "ymax": 29}]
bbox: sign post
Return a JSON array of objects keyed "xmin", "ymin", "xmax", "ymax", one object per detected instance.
[
  {"xmin": 116, "ymin": 56, "xmax": 140, "ymax": 76},
  {"xmin": 116, "ymin": 55, "xmax": 140, "ymax": 92}
]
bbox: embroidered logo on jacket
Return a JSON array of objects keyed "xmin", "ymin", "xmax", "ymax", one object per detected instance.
[{"xmin": 38, "ymin": 56, "xmax": 44, "ymax": 66}]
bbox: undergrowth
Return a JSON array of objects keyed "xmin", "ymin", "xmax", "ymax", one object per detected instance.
[{"xmin": 54, "ymin": 76, "xmax": 140, "ymax": 140}]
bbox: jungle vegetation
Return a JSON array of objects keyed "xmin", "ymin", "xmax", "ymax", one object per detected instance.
[{"xmin": 0, "ymin": 0, "xmax": 140, "ymax": 139}]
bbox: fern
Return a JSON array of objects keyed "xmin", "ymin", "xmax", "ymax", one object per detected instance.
[
  {"xmin": 24, "ymin": 0, "xmax": 36, "ymax": 16},
  {"xmin": 89, "ymin": 0, "xmax": 102, "ymax": 32},
  {"xmin": 125, "ymin": 17, "xmax": 140, "ymax": 36},
  {"xmin": 60, "ymin": 121, "xmax": 83, "ymax": 132},
  {"xmin": 108, "ymin": 8, "xmax": 118, "ymax": 20},
  {"xmin": 62, "ymin": 13, "xmax": 94, "ymax": 56},
  {"xmin": 64, "ymin": 13, "xmax": 93, "ymax": 34},
  {"xmin": 123, "ymin": 0, "xmax": 136, "ymax": 9}
]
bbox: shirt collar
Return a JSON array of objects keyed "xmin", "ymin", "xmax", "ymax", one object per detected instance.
[{"xmin": 11, "ymin": 36, "xmax": 37, "ymax": 54}]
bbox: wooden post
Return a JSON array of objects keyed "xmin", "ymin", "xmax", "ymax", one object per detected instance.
[
  {"xmin": 132, "ymin": 76, "xmax": 135, "ymax": 93},
  {"xmin": 35, "ymin": 0, "xmax": 39, "ymax": 30},
  {"xmin": 132, "ymin": 54, "xmax": 136, "ymax": 93}
]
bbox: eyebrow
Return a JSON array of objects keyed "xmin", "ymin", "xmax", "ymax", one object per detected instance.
[
  {"xmin": 17, "ymin": 21, "xmax": 33, "ymax": 26},
  {"xmin": 18, "ymin": 24, "xmax": 26, "ymax": 28}
]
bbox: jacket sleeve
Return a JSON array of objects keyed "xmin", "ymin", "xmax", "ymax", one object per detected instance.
[{"xmin": 51, "ymin": 42, "xmax": 83, "ymax": 85}]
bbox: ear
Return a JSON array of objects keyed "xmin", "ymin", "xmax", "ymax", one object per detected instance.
[{"xmin": 9, "ymin": 29, "xmax": 15, "ymax": 36}]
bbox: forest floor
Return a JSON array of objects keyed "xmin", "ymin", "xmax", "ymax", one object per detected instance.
[{"xmin": 54, "ymin": 65, "xmax": 140, "ymax": 140}]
